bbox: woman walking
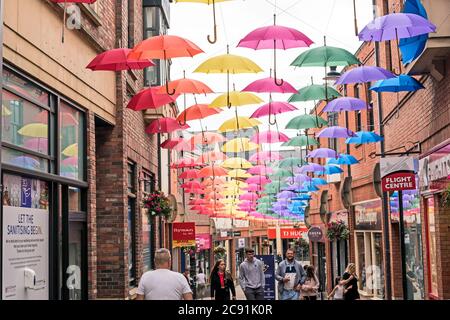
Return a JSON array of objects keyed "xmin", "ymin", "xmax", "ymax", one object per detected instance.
[
  {"xmin": 196, "ymin": 268, "xmax": 207, "ymax": 300},
  {"xmin": 300, "ymin": 265, "xmax": 320, "ymax": 300},
  {"xmin": 341, "ymin": 263, "xmax": 360, "ymax": 300},
  {"xmin": 210, "ymin": 259, "xmax": 236, "ymax": 301}
]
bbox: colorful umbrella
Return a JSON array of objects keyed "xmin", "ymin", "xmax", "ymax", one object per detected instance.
[
  {"xmin": 246, "ymin": 175, "xmax": 271, "ymax": 184},
  {"xmin": 190, "ymin": 132, "xmax": 226, "ymax": 145},
  {"xmin": 345, "ymin": 131, "xmax": 384, "ymax": 144},
  {"xmin": 227, "ymin": 169, "xmax": 252, "ymax": 179},
  {"xmin": 291, "ymin": 45, "xmax": 360, "ymax": 67},
  {"xmin": 177, "ymin": 104, "xmax": 220, "ymax": 122},
  {"xmin": 17, "ymin": 123, "xmax": 48, "ymax": 138},
  {"xmin": 160, "ymin": 138, "xmax": 183, "ymax": 149},
  {"xmin": 249, "ymin": 151, "xmax": 282, "ymax": 163},
  {"xmin": 335, "ymin": 66, "xmax": 395, "ymax": 85},
  {"xmin": 180, "ymin": 181, "xmax": 202, "ymax": 189},
  {"xmin": 11, "ymin": 156, "xmax": 40, "ymax": 169},
  {"xmin": 278, "ymin": 157, "xmax": 308, "ymax": 168},
  {"xmin": 61, "ymin": 156, "xmax": 78, "ymax": 166},
  {"xmin": 86, "ymin": 48, "xmax": 154, "ymax": 71},
  {"xmin": 250, "ymin": 131, "xmax": 289, "ymax": 144},
  {"xmin": 173, "ymin": 139, "xmax": 198, "ymax": 152},
  {"xmin": 306, "ymin": 148, "xmax": 337, "ymax": 158},
  {"xmin": 289, "ymin": 84, "xmax": 341, "ymax": 102},
  {"xmin": 196, "ymin": 151, "xmax": 227, "ymax": 163},
  {"xmin": 323, "ymin": 97, "xmax": 368, "ymax": 112},
  {"xmin": 209, "ymin": 91, "xmax": 263, "ymax": 108},
  {"xmin": 270, "ymin": 169, "xmax": 294, "ymax": 178},
  {"xmin": 218, "ymin": 116, "xmax": 261, "ymax": 132},
  {"xmin": 198, "ymin": 165, "xmax": 228, "ymax": 178},
  {"xmin": 171, "ymin": 158, "xmax": 202, "ymax": 169},
  {"xmin": 281, "ymin": 135, "xmax": 319, "ymax": 147},
  {"xmin": 24, "ymin": 137, "xmax": 49, "ymax": 153},
  {"xmin": 62, "ymin": 143, "xmax": 78, "ymax": 157},
  {"xmin": 370, "ymin": 75, "xmax": 425, "ymax": 92},
  {"xmin": 127, "ymin": 87, "xmax": 180, "ymax": 111},
  {"xmin": 244, "ymin": 184, "xmax": 265, "ymax": 192},
  {"xmin": 285, "ymin": 114, "xmax": 328, "ymax": 130},
  {"xmin": 317, "ymin": 126, "xmax": 356, "ymax": 138},
  {"xmin": 221, "ymin": 138, "xmax": 259, "ymax": 153},
  {"xmin": 221, "ymin": 157, "xmax": 253, "ymax": 169},
  {"xmin": 242, "ymin": 77, "xmax": 297, "ymax": 94},
  {"xmin": 179, "ymin": 169, "xmax": 200, "ymax": 180},
  {"xmin": 328, "ymin": 154, "xmax": 359, "ymax": 165},
  {"xmin": 159, "ymin": 77, "xmax": 214, "ymax": 96},
  {"xmin": 296, "ymin": 163, "xmax": 325, "ymax": 173},
  {"xmin": 250, "ymin": 101, "xmax": 297, "ymax": 119},
  {"xmin": 145, "ymin": 118, "xmax": 189, "ymax": 134},
  {"xmin": 316, "ymin": 165, "xmax": 343, "ymax": 175},
  {"xmin": 248, "ymin": 165, "xmax": 273, "ymax": 175}
]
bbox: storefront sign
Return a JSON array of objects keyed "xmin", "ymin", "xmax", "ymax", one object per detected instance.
[
  {"xmin": 219, "ymin": 231, "xmax": 228, "ymax": 238},
  {"xmin": 228, "ymin": 231, "xmax": 241, "ymax": 237},
  {"xmin": 307, "ymin": 226, "xmax": 323, "ymax": 242},
  {"xmin": 419, "ymin": 142, "xmax": 450, "ymax": 192},
  {"xmin": 238, "ymin": 238, "xmax": 246, "ymax": 249},
  {"xmin": 267, "ymin": 227, "xmax": 308, "ymax": 239},
  {"xmin": 354, "ymin": 200, "xmax": 382, "ymax": 231},
  {"xmin": 255, "ymin": 255, "xmax": 276, "ymax": 300},
  {"xmin": 172, "ymin": 222, "xmax": 196, "ymax": 248},
  {"xmin": 381, "ymin": 157, "xmax": 417, "ymax": 192},
  {"xmin": 195, "ymin": 233, "xmax": 211, "ymax": 251},
  {"xmin": 212, "ymin": 217, "xmax": 232, "ymax": 230},
  {"xmin": 330, "ymin": 210, "xmax": 349, "ymax": 225},
  {"xmin": 2, "ymin": 206, "xmax": 49, "ymax": 300},
  {"xmin": 233, "ymin": 219, "xmax": 249, "ymax": 228}
]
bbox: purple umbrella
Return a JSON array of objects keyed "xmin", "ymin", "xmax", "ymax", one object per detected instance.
[
  {"xmin": 358, "ymin": 13, "xmax": 436, "ymax": 42},
  {"xmin": 277, "ymin": 191, "xmax": 296, "ymax": 199},
  {"xmin": 335, "ymin": 66, "xmax": 395, "ymax": 85},
  {"xmin": 296, "ymin": 163, "xmax": 325, "ymax": 174},
  {"xmin": 323, "ymin": 97, "xmax": 368, "ymax": 112},
  {"xmin": 317, "ymin": 126, "xmax": 356, "ymax": 138},
  {"xmin": 306, "ymin": 148, "xmax": 338, "ymax": 158}
]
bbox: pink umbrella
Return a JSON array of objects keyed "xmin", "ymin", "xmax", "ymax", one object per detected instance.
[
  {"xmin": 62, "ymin": 156, "xmax": 78, "ymax": 166},
  {"xmin": 173, "ymin": 139, "xmax": 197, "ymax": 152},
  {"xmin": 181, "ymin": 181, "xmax": 202, "ymax": 189},
  {"xmin": 246, "ymin": 175, "xmax": 271, "ymax": 185},
  {"xmin": 170, "ymin": 158, "xmax": 202, "ymax": 169},
  {"xmin": 249, "ymin": 151, "xmax": 283, "ymax": 163},
  {"xmin": 244, "ymin": 184, "xmax": 265, "ymax": 192},
  {"xmin": 251, "ymin": 101, "xmax": 297, "ymax": 119},
  {"xmin": 242, "ymin": 77, "xmax": 297, "ymax": 94},
  {"xmin": 160, "ymin": 138, "xmax": 183, "ymax": 149},
  {"xmin": 35, "ymin": 111, "xmax": 79, "ymax": 127},
  {"xmin": 248, "ymin": 165, "xmax": 273, "ymax": 175},
  {"xmin": 238, "ymin": 16, "xmax": 313, "ymax": 85},
  {"xmin": 127, "ymin": 87, "xmax": 180, "ymax": 111},
  {"xmin": 240, "ymin": 193, "xmax": 259, "ymax": 201},
  {"xmin": 86, "ymin": 48, "xmax": 154, "ymax": 71},
  {"xmin": 24, "ymin": 138, "xmax": 48, "ymax": 153},
  {"xmin": 145, "ymin": 118, "xmax": 189, "ymax": 134},
  {"xmin": 251, "ymin": 131, "xmax": 289, "ymax": 144},
  {"xmin": 179, "ymin": 169, "xmax": 200, "ymax": 180}
]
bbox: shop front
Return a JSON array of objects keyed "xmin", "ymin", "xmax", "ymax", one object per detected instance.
[
  {"xmin": 419, "ymin": 140, "xmax": 450, "ymax": 299},
  {"xmin": 328, "ymin": 210, "xmax": 349, "ymax": 285},
  {"xmin": 353, "ymin": 199, "xmax": 384, "ymax": 299},
  {"xmin": 308, "ymin": 225, "xmax": 327, "ymax": 297},
  {"xmin": 195, "ymin": 233, "xmax": 211, "ymax": 277},
  {"xmin": 1, "ymin": 66, "xmax": 88, "ymax": 300}
]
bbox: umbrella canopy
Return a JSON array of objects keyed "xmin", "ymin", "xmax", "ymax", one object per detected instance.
[
  {"xmin": 160, "ymin": 138, "xmax": 183, "ymax": 149},
  {"xmin": 221, "ymin": 138, "xmax": 259, "ymax": 153},
  {"xmin": 370, "ymin": 75, "xmax": 425, "ymax": 92},
  {"xmin": 278, "ymin": 157, "xmax": 308, "ymax": 168},
  {"xmin": 291, "ymin": 45, "xmax": 360, "ymax": 67},
  {"xmin": 228, "ymin": 169, "xmax": 252, "ymax": 179},
  {"xmin": 249, "ymin": 151, "xmax": 282, "ymax": 163},
  {"xmin": 248, "ymin": 165, "xmax": 273, "ymax": 175},
  {"xmin": 221, "ymin": 157, "xmax": 253, "ymax": 169},
  {"xmin": 289, "ymin": 84, "xmax": 341, "ymax": 102},
  {"xmin": 176, "ymin": 104, "xmax": 221, "ymax": 122},
  {"xmin": 306, "ymin": 148, "xmax": 337, "ymax": 158},
  {"xmin": 323, "ymin": 97, "xmax": 368, "ymax": 112},
  {"xmin": 173, "ymin": 139, "xmax": 197, "ymax": 152},
  {"xmin": 194, "ymin": 53, "xmax": 263, "ymax": 74},
  {"xmin": 11, "ymin": 156, "xmax": 40, "ymax": 169},
  {"xmin": 218, "ymin": 116, "xmax": 261, "ymax": 132},
  {"xmin": 316, "ymin": 165, "xmax": 344, "ymax": 175},
  {"xmin": 282, "ymin": 135, "xmax": 319, "ymax": 147},
  {"xmin": 346, "ymin": 131, "xmax": 384, "ymax": 144},
  {"xmin": 171, "ymin": 158, "xmax": 202, "ymax": 169},
  {"xmin": 129, "ymin": 35, "xmax": 203, "ymax": 60},
  {"xmin": 145, "ymin": 118, "xmax": 189, "ymax": 134},
  {"xmin": 196, "ymin": 151, "xmax": 227, "ymax": 163},
  {"xmin": 242, "ymin": 77, "xmax": 297, "ymax": 93},
  {"xmin": 296, "ymin": 163, "xmax": 325, "ymax": 173},
  {"xmin": 198, "ymin": 165, "xmax": 228, "ymax": 178},
  {"xmin": 127, "ymin": 87, "xmax": 179, "ymax": 111},
  {"xmin": 250, "ymin": 131, "xmax": 289, "ymax": 144},
  {"xmin": 358, "ymin": 13, "xmax": 436, "ymax": 42},
  {"xmin": 335, "ymin": 66, "xmax": 395, "ymax": 85},
  {"xmin": 328, "ymin": 154, "xmax": 359, "ymax": 165},
  {"xmin": 317, "ymin": 126, "xmax": 356, "ymax": 138},
  {"xmin": 180, "ymin": 181, "xmax": 202, "ymax": 189},
  {"xmin": 178, "ymin": 169, "xmax": 200, "ymax": 180},
  {"xmin": 312, "ymin": 178, "xmax": 328, "ymax": 186},
  {"xmin": 246, "ymin": 175, "xmax": 271, "ymax": 184},
  {"xmin": 270, "ymin": 169, "xmax": 294, "ymax": 178},
  {"xmin": 209, "ymin": 91, "xmax": 263, "ymax": 108},
  {"xmin": 250, "ymin": 101, "xmax": 297, "ymax": 119},
  {"xmin": 62, "ymin": 143, "xmax": 78, "ymax": 157},
  {"xmin": 244, "ymin": 184, "xmax": 265, "ymax": 192},
  {"xmin": 17, "ymin": 123, "xmax": 48, "ymax": 138},
  {"xmin": 285, "ymin": 114, "xmax": 328, "ymax": 130},
  {"xmin": 191, "ymin": 132, "xmax": 226, "ymax": 145},
  {"xmin": 86, "ymin": 48, "xmax": 154, "ymax": 71},
  {"xmin": 159, "ymin": 77, "xmax": 214, "ymax": 95}
]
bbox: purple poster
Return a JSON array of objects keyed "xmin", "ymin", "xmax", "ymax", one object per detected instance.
[{"xmin": 21, "ymin": 178, "xmax": 32, "ymax": 208}]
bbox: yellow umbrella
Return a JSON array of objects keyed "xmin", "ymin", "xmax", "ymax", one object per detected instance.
[
  {"xmin": 227, "ymin": 169, "xmax": 252, "ymax": 179},
  {"xmin": 209, "ymin": 91, "xmax": 263, "ymax": 108},
  {"xmin": 221, "ymin": 138, "xmax": 259, "ymax": 153},
  {"xmin": 221, "ymin": 157, "xmax": 253, "ymax": 169},
  {"xmin": 17, "ymin": 123, "xmax": 48, "ymax": 138},
  {"xmin": 221, "ymin": 198, "xmax": 241, "ymax": 205},
  {"xmin": 2, "ymin": 104, "xmax": 12, "ymax": 116},
  {"xmin": 194, "ymin": 48, "xmax": 263, "ymax": 108},
  {"xmin": 62, "ymin": 143, "xmax": 78, "ymax": 157},
  {"xmin": 218, "ymin": 116, "xmax": 261, "ymax": 132},
  {"xmin": 175, "ymin": 0, "xmax": 231, "ymax": 44}
]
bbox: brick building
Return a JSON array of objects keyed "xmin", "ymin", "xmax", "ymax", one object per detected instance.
[{"xmin": 307, "ymin": 0, "xmax": 450, "ymax": 300}]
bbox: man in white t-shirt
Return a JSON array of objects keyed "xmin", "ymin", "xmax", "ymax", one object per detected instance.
[{"xmin": 136, "ymin": 248, "xmax": 193, "ymax": 300}]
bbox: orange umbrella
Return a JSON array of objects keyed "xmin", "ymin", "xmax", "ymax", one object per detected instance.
[
  {"xmin": 159, "ymin": 77, "xmax": 213, "ymax": 95},
  {"xmin": 196, "ymin": 151, "xmax": 227, "ymax": 163},
  {"xmin": 198, "ymin": 165, "xmax": 228, "ymax": 178},
  {"xmin": 177, "ymin": 104, "xmax": 221, "ymax": 122},
  {"xmin": 202, "ymin": 177, "xmax": 226, "ymax": 186},
  {"xmin": 191, "ymin": 132, "xmax": 226, "ymax": 145}
]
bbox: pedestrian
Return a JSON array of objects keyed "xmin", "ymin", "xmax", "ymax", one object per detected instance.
[
  {"xmin": 239, "ymin": 248, "xmax": 265, "ymax": 300},
  {"xmin": 196, "ymin": 267, "xmax": 207, "ymax": 300},
  {"xmin": 210, "ymin": 259, "xmax": 236, "ymax": 301},
  {"xmin": 275, "ymin": 248, "xmax": 306, "ymax": 300},
  {"xmin": 183, "ymin": 267, "xmax": 197, "ymax": 299},
  {"xmin": 328, "ymin": 276, "xmax": 350, "ymax": 300},
  {"xmin": 340, "ymin": 263, "xmax": 360, "ymax": 301},
  {"xmin": 136, "ymin": 248, "xmax": 193, "ymax": 300},
  {"xmin": 300, "ymin": 265, "xmax": 320, "ymax": 300}
]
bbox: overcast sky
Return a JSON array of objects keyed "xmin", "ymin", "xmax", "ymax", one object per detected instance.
[{"xmin": 168, "ymin": 0, "xmax": 374, "ymax": 140}]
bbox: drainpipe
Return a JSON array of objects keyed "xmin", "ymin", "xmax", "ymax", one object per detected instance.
[
  {"xmin": 0, "ymin": 0, "xmax": 4, "ymax": 195},
  {"xmin": 373, "ymin": 0, "xmax": 392, "ymax": 300}
]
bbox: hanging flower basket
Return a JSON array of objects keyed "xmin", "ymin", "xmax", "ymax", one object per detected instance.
[
  {"xmin": 441, "ymin": 184, "xmax": 450, "ymax": 208},
  {"xmin": 142, "ymin": 191, "xmax": 172, "ymax": 218},
  {"xmin": 214, "ymin": 246, "xmax": 226, "ymax": 256},
  {"xmin": 326, "ymin": 220, "xmax": 349, "ymax": 241}
]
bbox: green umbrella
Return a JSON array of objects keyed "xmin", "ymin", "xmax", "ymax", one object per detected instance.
[
  {"xmin": 270, "ymin": 169, "xmax": 294, "ymax": 179},
  {"xmin": 285, "ymin": 114, "xmax": 328, "ymax": 130},
  {"xmin": 291, "ymin": 46, "xmax": 361, "ymax": 67},
  {"xmin": 258, "ymin": 196, "xmax": 276, "ymax": 204},
  {"xmin": 257, "ymin": 203, "xmax": 272, "ymax": 210},
  {"xmin": 289, "ymin": 84, "xmax": 341, "ymax": 102},
  {"xmin": 278, "ymin": 157, "xmax": 308, "ymax": 168},
  {"xmin": 282, "ymin": 135, "xmax": 319, "ymax": 147}
]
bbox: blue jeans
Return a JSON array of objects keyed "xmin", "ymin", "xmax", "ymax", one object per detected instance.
[{"xmin": 281, "ymin": 289, "xmax": 299, "ymax": 300}]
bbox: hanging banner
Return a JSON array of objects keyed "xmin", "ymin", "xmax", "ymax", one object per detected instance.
[
  {"xmin": 255, "ymin": 255, "xmax": 275, "ymax": 300},
  {"xmin": 172, "ymin": 222, "xmax": 196, "ymax": 248},
  {"xmin": 381, "ymin": 157, "xmax": 418, "ymax": 192}
]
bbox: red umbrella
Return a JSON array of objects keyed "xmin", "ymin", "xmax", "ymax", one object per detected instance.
[
  {"xmin": 198, "ymin": 165, "xmax": 228, "ymax": 178},
  {"xmin": 86, "ymin": 48, "xmax": 154, "ymax": 71},
  {"xmin": 180, "ymin": 181, "xmax": 202, "ymax": 189},
  {"xmin": 160, "ymin": 138, "xmax": 183, "ymax": 149},
  {"xmin": 179, "ymin": 169, "xmax": 200, "ymax": 180},
  {"xmin": 188, "ymin": 199, "xmax": 207, "ymax": 206},
  {"xmin": 190, "ymin": 132, "xmax": 226, "ymax": 145},
  {"xmin": 176, "ymin": 104, "xmax": 221, "ymax": 122},
  {"xmin": 50, "ymin": 0, "xmax": 97, "ymax": 43},
  {"xmin": 127, "ymin": 87, "xmax": 180, "ymax": 111},
  {"xmin": 173, "ymin": 139, "xmax": 197, "ymax": 152},
  {"xmin": 158, "ymin": 78, "xmax": 213, "ymax": 95},
  {"xmin": 184, "ymin": 188, "xmax": 205, "ymax": 194},
  {"xmin": 145, "ymin": 118, "xmax": 189, "ymax": 134},
  {"xmin": 170, "ymin": 158, "xmax": 203, "ymax": 169}
]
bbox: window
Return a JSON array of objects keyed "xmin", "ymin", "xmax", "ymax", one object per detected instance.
[
  {"xmin": 426, "ymin": 197, "xmax": 438, "ymax": 297},
  {"xmin": 327, "ymin": 112, "xmax": 338, "ymax": 151},
  {"xmin": 367, "ymin": 86, "xmax": 375, "ymax": 131},
  {"xmin": 128, "ymin": 0, "xmax": 134, "ymax": 48},
  {"xmin": 356, "ymin": 110, "xmax": 362, "ymax": 132},
  {"xmin": 142, "ymin": 171, "xmax": 155, "ymax": 194},
  {"xmin": 127, "ymin": 162, "xmax": 137, "ymax": 287},
  {"xmin": 128, "ymin": 163, "xmax": 136, "ymax": 194},
  {"xmin": 143, "ymin": 6, "xmax": 163, "ymax": 86}
]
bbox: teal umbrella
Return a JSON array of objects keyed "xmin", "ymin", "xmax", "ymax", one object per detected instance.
[
  {"xmin": 282, "ymin": 135, "xmax": 319, "ymax": 147},
  {"xmin": 285, "ymin": 114, "xmax": 328, "ymax": 130},
  {"xmin": 291, "ymin": 45, "xmax": 360, "ymax": 67},
  {"xmin": 278, "ymin": 157, "xmax": 308, "ymax": 168},
  {"xmin": 270, "ymin": 169, "xmax": 294, "ymax": 178},
  {"xmin": 289, "ymin": 84, "xmax": 341, "ymax": 102}
]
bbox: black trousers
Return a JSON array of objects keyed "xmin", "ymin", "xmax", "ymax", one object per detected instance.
[{"xmin": 214, "ymin": 288, "xmax": 231, "ymax": 301}]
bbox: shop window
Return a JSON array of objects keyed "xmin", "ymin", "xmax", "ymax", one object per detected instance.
[
  {"xmin": 2, "ymin": 68, "xmax": 49, "ymax": 105},
  {"xmin": 426, "ymin": 197, "xmax": 438, "ymax": 297},
  {"xmin": 128, "ymin": 162, "xmax": 137, "ymax": 287},
  {"xmin": 143, "ymin": 6, "xmax": 163, "ymax": 87},
  {"xmin": 128, "ymin": 0, "xmax": 135, "ymax": 48},
  {"xmin": 367, "ymin": 88, "xmax": 375, "ymax": 131},
  {"xmin": 2, "ymin": 147, "xmax": 49, "ymax": 173},
  {"xmin": 60, "ymin": 101, "xmax": 85, "ymax": 181}
]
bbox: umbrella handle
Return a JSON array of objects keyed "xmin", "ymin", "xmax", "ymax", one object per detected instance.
[
  {"xmin": 165, "ymin": 80, "xmax": 176, "ymax": 96},
  {"xmin": 61, "ymin": 0, "xmax": 67, "ymax": 43},
  {"xmin": 207, "ymin": 1, "xmax": 217, "ymax": 44},
  {"xmin": 273, "ymin": 44, "xmax": 284, "ymax": 87}
]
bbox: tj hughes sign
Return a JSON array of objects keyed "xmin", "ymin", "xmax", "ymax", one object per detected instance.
[{"xmin": 419, "ymin": 142, "xmax": 450, "ymax": 191}]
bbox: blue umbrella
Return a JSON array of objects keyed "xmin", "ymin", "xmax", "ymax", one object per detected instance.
[
  {"xmin": 399, "ymin": 0, "xmax": 429, "ymax": 64},
  {"xmin": 312, "ymin": 178, "xmax": 328, "ymax": 186},
  {"xmin": 292, "ymin": 194, "xmax": 311, "ymax": 201},
  {"xmin": 346, "ymin": 131, "xmax": 384, "ymax": 144},
  {"xmin": 12, "ymin": 156, "xmax": 40, "ymax": 169},
  {"xmin": 328, "ymin": 154, "xmax": 359, "ymax": 165},
  {"xmin": 370, "ymin": 75, "xmax": 425, "ymax": 92},
  {"xmin": 316, "ymin": 165, "xmax": 344, "ymax": 175}
]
